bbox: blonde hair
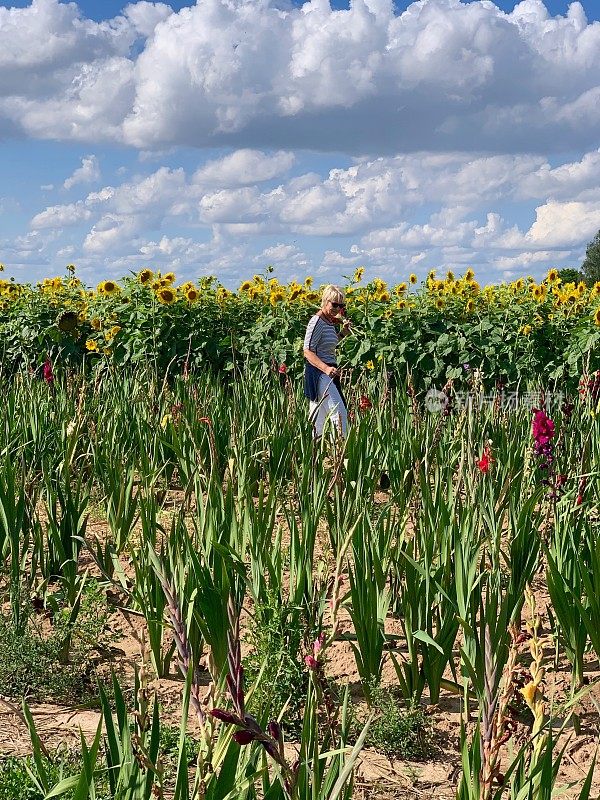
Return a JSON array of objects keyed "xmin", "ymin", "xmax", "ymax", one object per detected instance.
[{"xmin": 320, "ymin": 284, "xmax": 345, "ymax": 309}]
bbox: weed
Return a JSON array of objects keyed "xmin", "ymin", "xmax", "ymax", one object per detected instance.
[
  {"xmin": 364, "ymin": 683, "xmax": 433, "ymax": 760},
  {"xmin": 244, "ymin": 589, "xmax": 308, "ymax": 728}
]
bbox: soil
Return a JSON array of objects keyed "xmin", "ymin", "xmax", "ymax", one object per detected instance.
[{"xmin": 1, "ymin": 500, "xmax": 599, "ymax": 799}]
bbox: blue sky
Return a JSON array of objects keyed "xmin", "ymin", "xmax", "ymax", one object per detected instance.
[{"xmin": 1, "ymin": 0, "xmax": 600, "ymax": 288}]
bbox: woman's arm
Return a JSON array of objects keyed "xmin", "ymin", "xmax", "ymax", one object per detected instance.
[{"xmin": 303, "ymin": 348, "xmax": 338, "ymax": 377}]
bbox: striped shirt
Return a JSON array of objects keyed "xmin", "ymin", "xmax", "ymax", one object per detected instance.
[{"xmin": 304, "ymin": 314, "xmax": 339, "ymax": 365}]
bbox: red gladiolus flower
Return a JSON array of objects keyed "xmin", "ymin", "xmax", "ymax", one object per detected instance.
[
  {"xmin": 210, "ymin": 708, "xmax": 240, "ymax": 724},
  {"xmin": 476, "ymin": 444, "xmax": 494, "ymax": 473},
  {"xmin": 278, "ymin": 363, "xmax": 287, "ymax": 373},
  {"xmin": 232, "ymin": 730, "xmax": 256, "ymax": 745},
  {"xmin": 43, "ymin": 358, "xmax": 54, "ymax": 385},
  {"xmin": 358, "ymin": 394, "xmax": 372, "ymax": 411}
]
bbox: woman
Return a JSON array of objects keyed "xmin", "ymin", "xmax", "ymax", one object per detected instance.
[{"xmin": 303, "ymin": 285, "xmax": 352, "ymax": 438}]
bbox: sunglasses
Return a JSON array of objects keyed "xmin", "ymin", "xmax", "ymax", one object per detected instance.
[{"xmin": 331, "ymin": 302, "xmax": 346, "ymax": 309}]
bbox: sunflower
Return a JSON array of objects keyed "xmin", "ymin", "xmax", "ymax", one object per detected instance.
[
  {"xmin": 157, "ymin": 287, "xmax": 176, "ymax": 304},
  {"xmin": 409, "ymin": 273, "xmax": 418, "ymax": 284},
  {"xmin": 105, "ymin": 325, "xmax": 121, "ymax": 340},
  {"xmin": 594, "ymin": 308, "xmax": 600, "ymax": 327},
  {"xmin": 139, "ymin": 269, "xmax": 153, "ymax": 284},
  {"xmin": 304, "ymin": 276, "xmax": 313, "ymax": 288},
  {"xmin": 546, "ymin": 268, "xmax": 559, "ymax": 283},
  {"xmin": 353, "ymin": 266, "xmax": 365, "ymax": 283},
  {"xmin": 466, "ymin": 299, "xmax": 475, "ymax": 312},
  {"xmin": 464, "ymin": 268, "xmax": 475, "ymax": 281},
  {"xmin": 163, "ymin": 272, "xmax": 176, "ymax": 284},
  {"xmin": 515, "ymin": 278, "xmax": 525, "ymax": 290},
  {"xmin": 521, "ymin": 325, "xmax": 532, "ymax": 335},
  {"xmin": 57, "ymin": 311, "xmax": 78, "ymax": 332},
  {"xmin": 91, "ymin": 317, "xmax": 101, "ymax": 330},
  {"xmin": 446, "ymin": 270, "xmax": 455, "ymax": 282},
  {"xmin": 533, "ymin": 286, "xmax": 545, "ymax": 301},
  {"xmin": 366, "ymin": 360, "xmax": 375, "ymax": 370},
  {"xmin": 239, "ymin": 280, "xmax": 252, "ymax": 292},
  {"xmin": 85, "ymin": 339, "xmax": 99, "ymax": 351},
  {"xmin": 103, "ymin": 280, "xmax": 119, "ymax": 295},
  {"xmin": 396, "ymin": 299, "xmax": 408, "ymax": 310},
  {"xmin": 435, "ymin": 298, "xmax": 445, "ymax": 310},
  {"xmin": 269, "ymin": 290, "xmax": 285, "ymax": 305},
  {"xmin": 394, "ymin": 283, "xmax": 407, "ymax": 295},
  {"xmin": 186, "ymin": 287, "xmax": 199, "ymax": 303}
]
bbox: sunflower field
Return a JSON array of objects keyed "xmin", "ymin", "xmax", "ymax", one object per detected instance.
[
  {"xmin": 0, "ymin": 264, "xmax": 599, "ymax": 800},
  {"xmin": 1, "ymin": 265, "xmax": 599, "ymax": 391}
]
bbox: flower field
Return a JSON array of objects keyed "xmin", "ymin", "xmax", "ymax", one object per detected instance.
[
  {"xmin": 0, "ymin": 268, "xmax": 599, "ymax": 799},
  {"xmin": 1, "ymin": 266, "xmax": 600, "ymax": 390}
]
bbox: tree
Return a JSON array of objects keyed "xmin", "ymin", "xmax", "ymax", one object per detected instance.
[
  {"xmin": 581, "ymin": 229, "xmax": 600, "ymax": 286},
  {"xmin": 557, "ymin": 268, "xmax": 583, "ymax": 284}
]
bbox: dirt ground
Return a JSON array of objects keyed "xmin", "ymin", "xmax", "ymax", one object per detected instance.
[{"xmin": 1, "ymin": 503, "xmax": 599, "ymax": 799}]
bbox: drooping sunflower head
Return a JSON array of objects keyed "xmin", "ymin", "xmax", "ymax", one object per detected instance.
[
  {"xmin": 239, "ymin": 280, "xmax": 252, "ymax": 292},
  {"xmin": 594, "ymin": 307, "xmax": 600, "ymax": 327},
  {"xmin": 353, "ymin": 266, "xmax": 365, "ymax": 283},
  {"xmin": 464, "ymin": 268, "xmax": 475, "ymax": 281},
  {"xmin": 466, "ymin": 299, "xmax": 475, "ymax": 312},
  {"xmin": 139, "ymin": 268, "xmax": 153, "ymax": 284},
  {"xmin": 57, "ymin": 311, "xmax": 78, "ymax": 332},
  {"xmin": 157, "ymin": 287, "xmax": 176, "ymax": 304}
]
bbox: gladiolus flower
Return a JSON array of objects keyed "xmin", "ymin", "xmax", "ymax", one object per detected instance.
[
  {"xmin": 358, "ymin": 394, "xmax": 372, "ymax": 411},
  {"xmin": 210, "ymin": 708, "xmax": 240, "ymax": 724},
  {"xmin": 232, "ymin": 730, "xmax": 256, "ymax": 745},
  {"xmin": 267, "ymin": 720, "xmax": 281, "ymax": 741},
  {"xmin": 304, "ymin": 655, "xmax": 318, "ymax": 670},
  {"xmin": 278, "ymin": 363, "xmax": 287, "ymax": 373},
  {"xmin": 43, "ymin": 359, "xmax": 54, "ymax": 385},
  {"xmin": 476, "ymin": 444, "xmax": 494, "ymax": 473}
]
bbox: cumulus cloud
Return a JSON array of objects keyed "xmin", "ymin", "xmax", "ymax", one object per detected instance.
[
  {"xmin": 0, "ymin": 0, "xmax": 598, "ymax": 154},
  {"xmin": 193, "ymin": 149, "xmax": 295, "ymax": 187},
  {"xmin": 31, "ymin": 201, "xmax": 92, "ymax": 229},
  {"xmin": 64, "ymin": 155, "xmax": 101, "ymax": 190}
]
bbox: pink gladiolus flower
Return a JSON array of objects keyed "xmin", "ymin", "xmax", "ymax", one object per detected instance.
[
  {"xmin": 278, "ymin": 363, "xmax": 287, "ymax": 373},
  {"xmin": 304, "ymin": 655, "xmax": 318, "ymax": 670},
  {"xmin": 43, "ymin": 359, "xmax": 54, "ymax": 385}
]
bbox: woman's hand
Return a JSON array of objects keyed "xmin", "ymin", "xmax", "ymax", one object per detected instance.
[{"xmin": 340, "ymin": 318, "xmax": 352, "ymax": 336}]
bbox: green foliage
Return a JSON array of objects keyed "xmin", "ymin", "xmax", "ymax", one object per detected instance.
[
  {"xmin": 363, "ymin": 684, "xmax": 433, "ymax": 759},
  {"xmin": 557, "ymin": 268, "xmax": 584, "ymax": 284},
  {"xmin": 244, "ymin": 588, "xmax": 308, "ymax": 727},
  {"xmin": 581, "ymin": 229, "xmax": 600, "ymax": 285},
  {"xmin": 0, "ymin": 581, "xmax": 116, "ymax": 701}
]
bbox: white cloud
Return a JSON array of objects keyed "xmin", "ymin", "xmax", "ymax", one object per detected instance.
[
  {"xmin": 193, "ymin": 149, "xmax": 295, "ymax": 187},
  {"xmin": 526, "ymin": 200, "xmax": 600, "ymax": 247},
  {"xmin": 0, "ymin": 0, "xmax": 598, "ymax": 154},
  {"xmin": 31, "ymin": 201, "xmax": 92, "ymax": 229},
  {"xmin": 64, "ymin": 155, "xmax": 101, "ymax": 190}
]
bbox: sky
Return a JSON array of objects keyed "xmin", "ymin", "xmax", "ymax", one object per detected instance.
[{"xmin": 1, "ymin": 0, "xmax": 600, "ymax": 288}]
